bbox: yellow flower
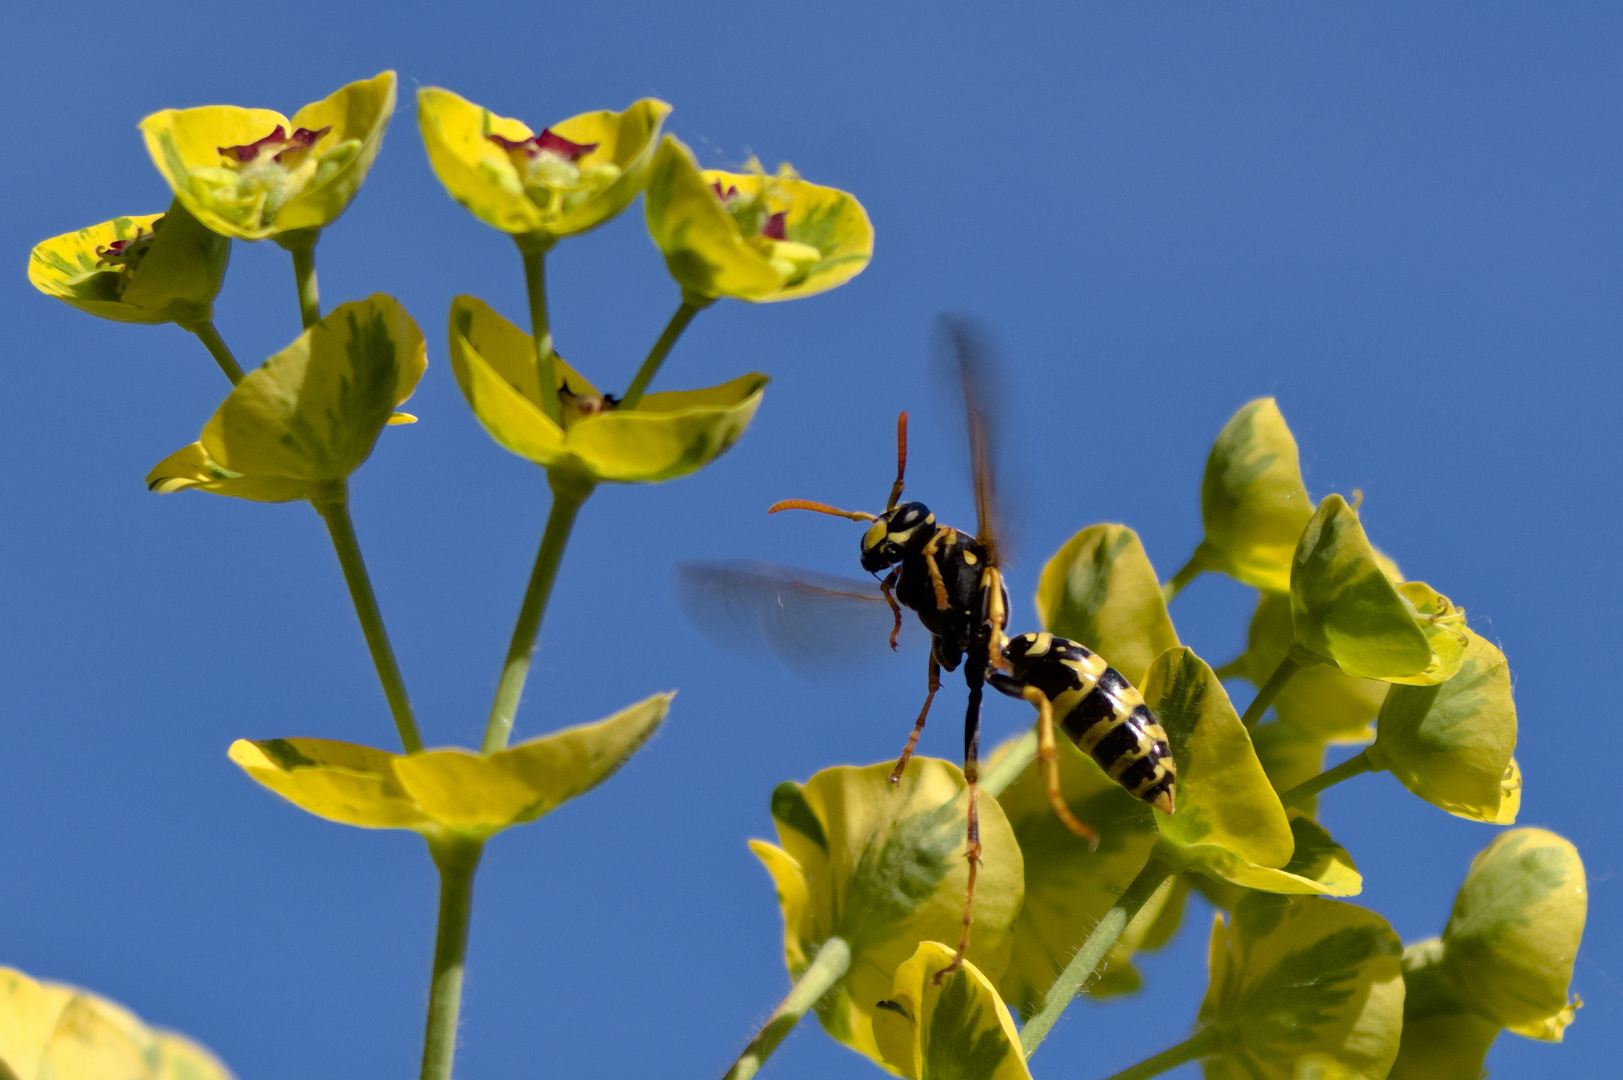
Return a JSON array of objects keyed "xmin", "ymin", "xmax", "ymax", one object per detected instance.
[
  {"xmin": 872, "ymin": 942, "xmax": 1032, "ymax": 1080},
  {"xmin": 448, "ymin": 295, "xmax": 766, "ymax": 486},
  {"xmin": 418, "ymin": 89, "xmax": 670, "ymax": 251},
  {"xmin": 27, "ymin": 201, "xmax": 229, "ymax": 327},
  {"xmin": 645, "ymin": 135, "xmax": 872, "ymax": 303},
  {"xmin": 140, "ymin": 71, "xmax": 396, "ymax": 242}
]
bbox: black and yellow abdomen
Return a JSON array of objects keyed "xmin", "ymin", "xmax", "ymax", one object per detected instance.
[{"xmin": 999, "ymin": 632, "xmax": 1176, "ymax": 814}]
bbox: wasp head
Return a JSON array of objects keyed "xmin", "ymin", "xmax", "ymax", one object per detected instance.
[{"xmin": 860, "ymin": 501, "xmax": 935, "ymax": 572}]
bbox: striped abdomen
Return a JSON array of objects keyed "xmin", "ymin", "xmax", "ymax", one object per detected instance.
[{"xmin": 1003, "ymin": 632, "xmax": 1176, "ymax": 813}]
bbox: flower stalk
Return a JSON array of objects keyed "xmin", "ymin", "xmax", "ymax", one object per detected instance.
[
  {"xmin": 1240, "ymin": 645, "xmax": 1314, "ymax": 729},
  {"xmin": 1097, "ymin": 1029, "xmax": 1221, "ymax": 1080},
  {"xmin": 1279, "ymin": 749, "xmax": 1375, "ymax": 810},
  {"xmin": 722, "ymin": 937, "xmax": 852, "ymax": 1080},
  {"xmin": 185, "ymin": 321, "xmax": 245, "ymax": 384},
  {"xmin": 1161, "ymin": 555, "xmax": 1203, "ymax": 602},
  {"xmin": 521, "ymin": 246, "xmax": 561, "ymax": 425},
  {"xmin": 420, "ymin": 836, "xmax": 485, "ymax": 1080},
  {"xmin": 621, "ymin": 297, "xmax": 708, "ymax": 409}
]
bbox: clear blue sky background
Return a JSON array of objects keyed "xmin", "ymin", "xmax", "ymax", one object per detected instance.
[{"xmin": 2, "ymin": 3, "xmax": 1617, "ymax": 1078}]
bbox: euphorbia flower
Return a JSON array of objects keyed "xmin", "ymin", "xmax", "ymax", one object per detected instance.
[
  {"xmin": 418, "ymin": 89, "xmax": 670, "ymax": 250},
  {"xmin": 27, "ymin": 200, "xmax": 228, "ymax": 327},
  {"xmin": 140, "ymin": 71, "xmax": 396, "ymax": 242},
  {"xmin": 645, "ymin": 135, "xmax": 872, "ymax": 303}
]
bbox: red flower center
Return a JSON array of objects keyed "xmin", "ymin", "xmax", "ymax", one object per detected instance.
[
  {"xmin": 488, "ymin": 128, "xmax": 599, "ymax": 162},
  {"xmin": 218, "ymin": 125, "xmax": 332, "ymax": 165}
]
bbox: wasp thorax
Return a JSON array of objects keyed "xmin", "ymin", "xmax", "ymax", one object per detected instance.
[{"xmin": 859, "ymin": 501, "xmax": 934, "ymax": 572}]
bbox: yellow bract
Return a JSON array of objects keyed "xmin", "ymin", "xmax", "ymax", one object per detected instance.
[
  {"xmin": 146, "ymin": 295, "xmax": 425, "ymax": 503},
  {"xmin": 872, "ymin": 942, "xmax": 1031, "ymax": 1080},
  {"xmin": 748, "ymin": 760, "xmax": 1022, "ymax": 1067},
  {"xmin": 448, "ymin": 295, "xmax": 766, "ymax": 485},
  {"xmin": 0, "ymin": 965, "xmax": 233, "ymax": 1080},
  {"xmin": 229, "ymin": 693, "xmax": 670, "ymax": 839},
  {"xmin": 27, "ymin": 202, "xmax": 229, "ymax": 327},
  {"xmin": 1198, "ymin": 895, "xmax": 1405, "ymax": 1080},
  {"xmin": 1387, "ymin": 939, "xmax": 1502, "ymax": 1080},
  {"xmin": 1290, "ymin": 495, "xmax": 1465, "ymax": 684},
  {"xmin": 644, "ymin": 136, "xmax": 872, "ymax": 303},
  {"xmin": 141, "ymin": 71, "xmax": 396, "ymax": 242},
  {"xmin": 1366, "ymin": 629, "xmax": 1520, "ymax": 823},
  {"xmin": 1144, "ymin": 647, "xmax": 1360, "ymax": 897},
  {"xmin": 1035, "ymin": 524, "xmax": 1179, "ymax": 685},
  {"xmin": 1197, "ymin": 398, "xmax": 1315, "ymax": 593},
  {"xmin": 417, "ymin": 89, "xmax": 670, "ymax": 249}
]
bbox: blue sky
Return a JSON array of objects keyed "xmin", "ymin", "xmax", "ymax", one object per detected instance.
[{"xmin": 3, "ymin": 3, "xmax": 1617, "ymax": 1077}]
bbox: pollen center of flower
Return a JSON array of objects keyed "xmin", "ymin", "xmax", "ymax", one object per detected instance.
[
  {"xmin": 487, "ymin": 127, "xmax": 621, "ymax": 219},
  {"xmin": 709, "ymin": 166, "xmax": 823, "ymax": 286},
  {"xmin": 183, "ymin": 124, "xmax": 361, "ymax": 231},
  {"xmin": 93, "ymin": 217, "xmax": 167, "ymax": 296}
]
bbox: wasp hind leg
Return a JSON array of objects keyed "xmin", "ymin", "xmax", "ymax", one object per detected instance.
[
  {"xmin": 1022, "ymin": 685, "xmax": 1100, "ymax": 850},
  {"xmin": 889, "ymin": 654, "xmax": 941, "ymax": 784},
  {"xmin": 935, "ymin": 679, "xmax": 985, "ymax": 983}
]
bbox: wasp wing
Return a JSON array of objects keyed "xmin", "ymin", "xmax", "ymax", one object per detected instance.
[
  {"xmin": 673, "ymin": 559, "xmax": 923, "ymax": 677},
  {"xmin": 933, "ymin": 314, "xmax": 1012, "ymax": 567}
]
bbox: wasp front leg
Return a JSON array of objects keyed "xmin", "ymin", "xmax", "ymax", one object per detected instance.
[
  {"xmin": 1022, "ymin": 684, "xmax": 1100, "ymax": 850},
  {"xmin": 921, "ymin": 528, "xmax": 954, "ymax": 611},
  {"xmin": 879, "ymin": 568, "xmax": 904, "ymax": 651},
  {"xmin": 889, "ymin": 653, "xmax": 941, "ymax": 784}
]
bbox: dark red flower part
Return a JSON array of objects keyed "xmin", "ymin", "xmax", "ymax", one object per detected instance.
[
  {"xmin": 709, "ymin": 180, "xmax": 740, "ymax": 202},
  {"xmin": 487, "ymin": 128, "xmax": 599, "ymax": 163},
  {"xmin": 217, "ymin": 125, "xmax": 331, "ymax": 164},
  {"xmin": 98, "ymin": 239, "xmax": 132, "ymax": 258},
  {"xmin": 761, "ymin": 211, "xmax": 788, "ymax": 241}
]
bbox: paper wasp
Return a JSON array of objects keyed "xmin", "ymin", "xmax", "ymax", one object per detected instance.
[{"xmin": 677, "ymin": 318, "xmax": 1175, "ymax": 972}]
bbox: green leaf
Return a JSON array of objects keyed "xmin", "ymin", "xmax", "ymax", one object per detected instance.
[
  {"xmin": 0, "ymin": 965, "xmax": 235, "ymax": 1080},
  {"xmin": 1387, "ymin": 939, "xmax": 1500, "ymax": 1080},
  {"xmin": 991, "ymin": 735, "xmax": 1158, "ymax": 1016},
  {"xmin": 1440, "ymin": 828, "xmax": 1586, "ymax": 1035},
  {"xmin": 748, "ymin": 759, "xmax": 1023, "ymax": 1067},
  {"xmin": 1226, "ymin": 593, "xmax": 1387, "ymax": 741},
  {"xmin": 1197, "ymin": 894, "xmax": 1405, "ymax": 1080},
  {"xmin": 146, "ymin": 295, "xmax": 426, "ymax": 502},
  {"xmin": 1196, "ymin": 399, "xmax": 1315, "ymax": 593},
  {"xmin": 1035, "ymin": 524, "xmax": 1179, "ymax": 684},
  {"xmin": 1366, "ymin": 629, "xmax": 1519, "ymax": 823},
  {"xmin": 872, "ymin": 942, "xmax": 1031, "ymax": 1080}
]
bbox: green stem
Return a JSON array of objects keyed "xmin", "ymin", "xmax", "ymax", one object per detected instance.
[
  {"xmin": 185, "ymin": 321, "xmax": 244, "ymax": 384},
  {"xmin": 289, "ymin": 237, "xmax": 321, "ymax": 329},
  {"xmin": 1161, "ymin": 554, "xmax": 1204, "ymax": 603},
  {"xmin": 314, "ymin": 492, "xmax": 423, "ymax": 754},
  {"xmin": 620, "ymin": 297, "xmax": 708, "ymax": 410},
  {"xmin": 1239, "ymin": 646, "xmax": 1313, "ymax": 730},
  {"xmin": 419, "ymin": 837, "xmax": 484, "ymax": 1080},
  {"xmin": 1096, "ymin": 1029, "xmax": 1221, "ymax": 1080},
  {"xmin": 520, "ymin": 245, "xmax": 562, "ymax": 425},
  {"xmin": 982, "ymin": 729, "xmax": 1037, "ymax": 798},
  {"xmin": 1020, "ymin": 855, "xmax": 1174, "ymax": 1056},
  {"xmin": 1279, "ymin": 749, "xmax": 1375, "ymax": 810},
  {"xmin": 480, "ymin": 475, "xmax": 594, "ymax": 754},
  {"xmin": 722, "ymin": 936, "xmax": 852, "ymax": 1080}
]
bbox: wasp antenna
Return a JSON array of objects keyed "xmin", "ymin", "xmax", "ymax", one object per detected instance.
[
  {"xmin": 887, "ymin": 411, "xmax": 909, "ymax": 511},
  {"xmin": 767, "ymin": 499, "xmax": 878, "ymax": 522}
]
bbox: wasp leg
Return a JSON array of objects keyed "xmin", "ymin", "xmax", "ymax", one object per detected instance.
[
  {"xmin": 921, "ymin": 529, "xmax": 953, "ymax": 611},
  {"xmin": 889, "ymin": 654, "xmax": 941, "ymax": 784},
  {"xmin": 879, "ymin": 568, "xmax": 904, "ymax": 651},
  {"xmin": 935, "ymin": 677, "xmax": 985, "ymax": 983},
  {"xmin": 1022, "ymin": 684, "xmax": 1100, "ymax": 850}
]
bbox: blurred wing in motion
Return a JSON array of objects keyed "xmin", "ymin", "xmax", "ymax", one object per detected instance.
[
  {"xmin": 673, "ymin": 560, "xmax": 923, "ymax": 677},
  {"xmin": 933, "ymin": 314, "xmax": 1014, "ymax": 566}
]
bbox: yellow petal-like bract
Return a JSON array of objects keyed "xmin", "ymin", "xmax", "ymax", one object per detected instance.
[
  {"xmin": 418, "ymin": 89, "xmax": 669, "ymax": 248},
  {"xmin": 146, "ymin": 295, "xmax": 425, "ymax": 502},
  {"xmin": 0, "ymin": 965, "xmax": 234, "ymax": 1080},
  {"xmin": 448, "ymin": 295, "xmax": 766, "ymax": 485},
  {"xmin": 1197, "ymin": 399, "xmax": 1315, "ymax": 593},
  {"xmin": 141, "ymin": 72, "xmax": 396, "ymax": 241},
  {"xmin": 28, "ymin": 201, "xmax": 229, "ymax": 327},
  {"xmin": 872, "ymin": 942, "xmax": 1031, "ymax": 1080},
  {"xmin": 749, "ymin": 760, "xmax": 1022, "ymax": 1067},
  {"xmin": 645, "ymin": 136, "xmax": 872, "ymax": 303},
  {"xmin": 230, "ymin": 693, "xmax": 670, "ymax": 838},
  {"xmin": 1036, "ymin": 524, "xmax": 1179, "ymax": 686},
  {"xmin": 1227, "ymin": 592, "xmax": 1387, "ymax": 742}
]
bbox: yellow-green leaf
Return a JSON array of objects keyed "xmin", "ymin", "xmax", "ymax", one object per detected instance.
[
  {"xmin": 0, "ymin": 965, "xmax": 234, "ymax": 1080},
  {"xmin": 1439, "ymin": 828, "xmax": 1586, "ymax": 1035},
  {"xmin": 1387, "ymin": 939, "xmax": 1501, "ymax": 1080},
  {"xmin": 1365, "ymin": 629, "xmax": 1519, "ymax": 823},
  {"xmin": 992, "ymin": 734, "xmax": 1159, "ymax": 1016},
  {"xmin": 1035, "ymin": 524, "xmax": 1180, "ymax": 685},
  {"xmin": 140, "ymin": 72, "xmax": 396, "ymax": 241},
  {"xmin": 230, "ymin": 693, "xmax": 670, "ymax": 838},
  {"xmin": 146, "ymin": 295, "xmax": 425, "ymax": 502},
  {"xmin": 1226, "ymin": 593, "xmax": 1387, "ymax": 742},
  {"xmin": 417, "ymin": 89, "xmax": 669, "ymax": 248},
  {"xmin": 448, "ymin": 295, "xmax": 766, "ymax": 485},
  {"xmin": 1197, "ymin": 895, "xmax": 1405, "ymax": 1080},
  {"xmin": 748, "ymin": 759, "xmax": 1022, "ymax": 1066},
  {"xmin": 1196, "ymin": 399, "xmax": 1315, "ymax": 593},
  {"xmin": 872, "ymin": 942, "xmax": 1031, "ymax": 1080},
  {"xmin": 644, "ymin": 135, "xmax": 872, "ymax": 303},
  {"xmin": 1250, "ymin": 722, "xmax": 1329, "ymax": 815},
  {"xmin": 28, "ymin": 201, "xmax": 229, "ymax": 327}
]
